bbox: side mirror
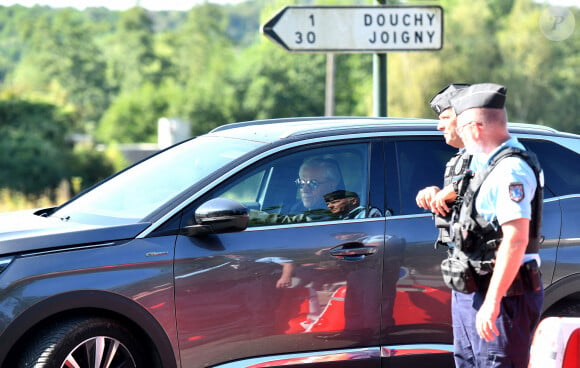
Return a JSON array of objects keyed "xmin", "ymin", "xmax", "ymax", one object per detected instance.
[{"xmin": 182, "ymin": 198, "xmax": 249, "ymax": 236}]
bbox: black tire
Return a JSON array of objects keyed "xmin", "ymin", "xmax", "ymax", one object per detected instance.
[
  {"xmin": 544, "ymin": 301, "xmax": 580, "ymax": 318},
  {"xmin": 18, "ymin": 317, "xmax": 146, "ymax": 368}
]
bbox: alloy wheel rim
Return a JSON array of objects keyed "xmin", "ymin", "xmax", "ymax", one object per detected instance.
[{"xmin": 61, "ymin": 336, "xmax": 136, "ymax": 368}]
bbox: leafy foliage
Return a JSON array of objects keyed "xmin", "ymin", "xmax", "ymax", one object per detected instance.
[
  {"xmin": 0, "ymin": 99, "xmax": 70, "ymax": 196},
  {"xmin": 0, "ymin": 0, "xmax": 578, "ymax": 203},
  {"xmin": 97, "ymin": 82, "xmax": 171, "ymax": 142},
  {"xmin": 0, "ymin": 98, "xmax": 113, "ymax": 198}
]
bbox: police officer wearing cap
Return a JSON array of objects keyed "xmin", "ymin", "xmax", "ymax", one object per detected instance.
[
  {"xmin": 416, "ymin": 83, "xmax": 478, "ymax": 367},
  {"xmin": 446, "ymin": 83, "xmax": 544, "ymax": 367},
  {"xmin": 416, "ymin": 83, "xmax": 471, "ymax": 247}
]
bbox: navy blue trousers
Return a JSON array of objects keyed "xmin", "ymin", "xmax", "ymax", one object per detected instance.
[{"xmin": 452, "ymin": 287, "xmax": 543, "ymax": 368}]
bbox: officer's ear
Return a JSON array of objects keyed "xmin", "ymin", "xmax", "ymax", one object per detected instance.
[{"xmin": 472, "ymin": 121, "xmax": 485, "ymax": 139}]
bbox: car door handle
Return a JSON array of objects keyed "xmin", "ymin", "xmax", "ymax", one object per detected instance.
[{"xmin": 329, "ymin": 243, "xmax": 377, "ymax": 257}]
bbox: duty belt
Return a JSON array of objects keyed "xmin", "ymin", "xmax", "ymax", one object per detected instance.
[{"xmin": 476, "ymin": 260, "xmax": 542, "ymax": 296}]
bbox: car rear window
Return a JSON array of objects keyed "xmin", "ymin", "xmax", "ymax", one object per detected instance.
[
  {"xmin": 521, "ymin": 139, "xmax": 580, "ymax": 198},
  {"xmin": 394, "ymin": 139, "xmax": 457, "ymax": 215}
]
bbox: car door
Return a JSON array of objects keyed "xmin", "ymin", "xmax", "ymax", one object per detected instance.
[
  {"xmin": 520, "ymin": 139, "xmax": 580, "ymax": 290},
  {"xmin": 174, "ymin": 140, "xmax": 384, "ymax": 368},
  {"xmin": 380, "ymin": 138, "xmax": 457, "ymax": 367}
]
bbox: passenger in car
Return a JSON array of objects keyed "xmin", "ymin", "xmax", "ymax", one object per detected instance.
[{"xmin": 323, "ymin": 190, "xmax": 381, "ymax": 219}]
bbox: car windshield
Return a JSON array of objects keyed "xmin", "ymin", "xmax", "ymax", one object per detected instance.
[{"xmin": 50, "ymin": 136, "xmax": 262, "ymax": 225}]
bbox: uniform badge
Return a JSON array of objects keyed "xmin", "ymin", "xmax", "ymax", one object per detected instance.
[{"xmin": 509, "ymin": 182, "xmax": 525, "ymax": 202}]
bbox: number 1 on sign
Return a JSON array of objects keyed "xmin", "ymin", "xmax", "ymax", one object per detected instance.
[{"xmin": 294, "ymin": 14, "xmax": 316, "ymax": 44}]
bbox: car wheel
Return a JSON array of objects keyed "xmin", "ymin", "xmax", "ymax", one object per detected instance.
[
  {"xmin": 19, "ymin": 317, "xmax": 146, "ymax": 368},
  {"xmin": 550, "ymin": 302, "xmax": 580, "ymax": 317}
]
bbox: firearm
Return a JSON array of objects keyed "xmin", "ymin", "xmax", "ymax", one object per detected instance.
[{"xmin": 433, "ymin": 169, "xmax": 475, "ymax": 249}]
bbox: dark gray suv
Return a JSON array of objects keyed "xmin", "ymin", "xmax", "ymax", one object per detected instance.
[{"xmin": 1, "ymin": 117, "xmax": 579, "ymax": 368}]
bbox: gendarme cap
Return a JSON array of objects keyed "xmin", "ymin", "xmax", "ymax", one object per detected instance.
[
  {"xmin": 324, "ymin": 190, "xmax": 358, "ymax": 202},
  {"xmin": 450, "ymin": 83, "xmax": 507, "ymax": 116},
  {"xmin": 429, "ymin": 83, "xmax": 470, "ymax": 115}
]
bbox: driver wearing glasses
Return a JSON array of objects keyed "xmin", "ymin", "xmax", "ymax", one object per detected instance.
[{"xmin": 286, "ymin": 158, "xmax": 344, "ymax": 222}]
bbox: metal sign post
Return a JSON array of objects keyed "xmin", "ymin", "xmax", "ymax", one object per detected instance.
[
  {"xmin": 325, "ymin": 53, "xmax": 336, "ymax": 116},
  {"xmin": 374, "ymin": 0, "xmax": 387, "ymax": 117}
]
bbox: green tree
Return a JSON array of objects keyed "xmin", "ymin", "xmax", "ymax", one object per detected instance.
[
  {"xmin": 230, "ymin": 42, "xmax": 326, "ymax": 122},
  {"xmin": 0, "ymin": 129, "xmax": 67, "ymax": 197},
  {"xmin": 0, "ymin": 99, "xmax": 72, "ymax": 197},
  {"xmin": 164, "ymin": 3, "xmax": 238, "ymax": 135},
  {"xmin": 97, "ymin": 82, "xmax": 171, "ymax": 143},
  {"xmin": 497, "ymin": 0, "xmax": 579, "ymax": 132},
  {"xmin": 333, "ymin": 54, "xmax": 374, "ymax": 116},
  {"xmin": 0, "ymin": 98, "xmax": 115, "ymax": 197},
  {"xmin": 171, "ymin": 3, "xmax": 233, "ymax": 83},
  {"xmin": 103, "ymin": 7, "xmax": 163, "ymax": 93},
  {"xmin": 12, "ymin": 9, "xmax": 109, "ymax": 125},
  {"xmin": 68, "ymin": 144, "xmax": 116, "ymax": 192}
]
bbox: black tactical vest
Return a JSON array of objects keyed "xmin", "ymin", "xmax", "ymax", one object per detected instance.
[
  {"xmin": 451, "ymin": 147, "xmax": 543, "ymax": 273},
  {"xmin": 444, "ymin": 150, "xmax": 471, "ymax": 186},
  {"xmin": 434, "ymin": 150, "xmax": 472, "ymax": 248}
]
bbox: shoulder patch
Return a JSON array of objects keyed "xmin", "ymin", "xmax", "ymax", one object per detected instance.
[{"xmin": 509, "ymin": 182, "xmax": 525, "ymax": 203}]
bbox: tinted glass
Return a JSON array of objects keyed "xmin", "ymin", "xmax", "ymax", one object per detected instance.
[
  {"xmin": 210, "ymin": 142, "xmax": 379, "ymax": 226},
  {"xmin": 521, "ymin": 139, "xmax": 580, "ymax": 198},
  {"xmin": 51, "ymin": 136, "xmax": 260, "ymax": 224},
  {"xmin": 394, "ymin": 140, "xmax": 457, "ymax": 215},
  {"xmin": 175, "ymin": 140, "xmax": 384, "ymax": 366}
]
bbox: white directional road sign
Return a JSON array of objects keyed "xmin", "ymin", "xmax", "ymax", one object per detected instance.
[{"xmin": 262, "ymin": 6, "xmax": 443, "ymax": 53}]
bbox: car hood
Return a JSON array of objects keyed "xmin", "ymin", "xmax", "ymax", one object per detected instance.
[{"xmin": 0, "ymin": 210, "xmax": 150, "ymax": 255}]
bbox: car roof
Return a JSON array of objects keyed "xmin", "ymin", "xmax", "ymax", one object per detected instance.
[{"xmin": 208, "ymin": 116, "xmax": 567, "ymax": 143}]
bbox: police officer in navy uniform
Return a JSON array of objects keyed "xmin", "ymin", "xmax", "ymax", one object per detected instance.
[
  {"xmin": 416, "ymin": 83, "xmax": 471, "ymax": 247},
  {"xmin": 415, "ymin": 83, "xmax": 478, "ymax": 367},
  {"xmin": 447, "ymin": 83, "xmax": 544, "ymax": 367}
]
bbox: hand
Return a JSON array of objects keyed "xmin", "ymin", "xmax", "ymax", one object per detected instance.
[
  {"xmin": 476, "ymin": 299, "xmax": 501, "ymax": 342},
  {"xmin": 429, "ymin": 185, "xmax": 457, "ymax": 216},
  {"xmin": 416, "ymin": 186, "xmax": 440, "ymax": 210},
  {"xmin": 276, "ymin": 276, "xmax": 292, "ymax": 288},
  {"xmin": 280, "ymin": 214, "xmax": 306, "ymax": 224},
  {"xmin": 249, "ymin": 209, "xmax": 279, "ymax": 224}
]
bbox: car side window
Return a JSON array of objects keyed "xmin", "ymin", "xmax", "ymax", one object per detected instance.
[
  {"xmin": 521, "ymin": 139, "xmax": 580, "ymax": 198},
  {"xmin": 209, "ymin": 142, "xmax": 378, "ymax": 227},
  {"xmin": 395, "ymin": 139, "xmax": 457, "ymax": 215}
]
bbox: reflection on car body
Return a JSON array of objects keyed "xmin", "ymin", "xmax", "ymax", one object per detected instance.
[{"xmin": 0, "ymin": 117, "xmax": 579, "ymax": 368}]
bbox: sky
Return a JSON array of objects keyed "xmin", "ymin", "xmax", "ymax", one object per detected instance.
[
  {"xmin": 0, "ymin": 0, "xmax": 578, "ymax": 11},
  {"xmin": 0, "ymin": 0, "xmax": 246, "ymax": 11}
]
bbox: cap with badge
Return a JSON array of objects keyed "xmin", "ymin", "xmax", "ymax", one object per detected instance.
[
  {"xmin": 450, "ymin": 83, "xmax": 507, "ymax": 116},
  {"xmin": 429, "ymin": 83, "xmax": 470, "ymax": 116}
]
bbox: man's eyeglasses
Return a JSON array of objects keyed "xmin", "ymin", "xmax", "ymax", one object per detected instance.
[
  {"xmin": 455, "ymin": 121, "xmax": 481, "ymax": 135},
  {"xmin": 295, "ymin": 178, "xmax": 328, "ymax": 190}
]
